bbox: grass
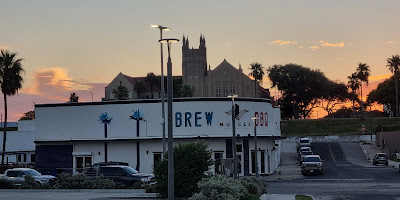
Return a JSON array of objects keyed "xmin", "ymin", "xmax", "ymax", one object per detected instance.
[
  {"xmin": 295, "ymin": 194, "xmax": 313, "ymax": 200},
  {"xmin": 281, "ymin": 117, "xmax": 400, "ymax": 137}
]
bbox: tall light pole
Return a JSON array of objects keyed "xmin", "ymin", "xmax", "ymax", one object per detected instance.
[
  {"xmin": 227, "ymin": 95, "xmax": 238, "ymax": 179},
  {"xmin": 89, "ymin": 92, "xmax": 93, "ymax": 102},
  {"xmin": 151, "ymin": 25, "xmax": 171, "ymax": 160},
  {"xmin": 251, "ymin": 117, "xmax": 260, "ymax": 178},
  {"xmin": 159, "ymin": 38, "xmax": 179, "ymax": 200}
]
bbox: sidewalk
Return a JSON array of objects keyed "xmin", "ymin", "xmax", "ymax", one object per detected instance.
[
  {"xmin": 359, "ymin": 142, "xmax": 399, "ymax": 169},
  {"xmin": 261, "ymin": 194, "xmax": 315, "ymax": 200}
]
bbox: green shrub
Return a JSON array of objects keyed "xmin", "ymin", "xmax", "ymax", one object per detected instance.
[
  {"xmin": 0, "ymin": 179, "xmax": 14, "ymax": 189},
  {"xmin": 189, "ymin": 175, "xmax": 246, "ymax": 200},
  {"xmin": 54, "ymin": 173, "xmax": 115, "ymax": 189},
  {"xmin": 154, "ymin": 141, "xmax": 212, "ymax": 198},
  {"xmin": 240, "ymin": 176, "xmax": 267, "ymax": 196},
  {"xmin": 240, "ymin": 193, "xmax": 260, "ymax": 200},
  {"xmin": 21, "ymin": 175, "xmax": 41, "ymax": 189}
]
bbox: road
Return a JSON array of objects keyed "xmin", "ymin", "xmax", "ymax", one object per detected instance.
[{"xmin": 267, "ymin": 142, "xmax": 400, "ymax": 200}]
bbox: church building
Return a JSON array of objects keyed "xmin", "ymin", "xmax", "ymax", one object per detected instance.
[
  {"xmin": 104, "ymin": 34, "xmax": 269, "ymax": 100},
  {"xmin": 182, "ymin": 35, "xmax": 269, "ymax": 98}
]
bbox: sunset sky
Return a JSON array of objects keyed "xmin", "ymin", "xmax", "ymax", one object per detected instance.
[{"xmin": 1, "ymin": 0, "xmax": 400, "ymax": 121}]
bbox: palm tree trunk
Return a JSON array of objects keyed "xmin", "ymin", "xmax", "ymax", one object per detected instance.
[
  {"xmin": 254, "ymin": 80, "xmax": 257, "ymax": 98},
  {"xmin": 360, "ymin": 83, "xmax": 364, "ymax": 118},
  {"xmin": 352, "ymin": 91, "xmax": 355, "ymax": 118},
  {"xmin": 396, "ymin": 73, "xmax": 399, "ymax": 117},
  {"xmin": 150, "ymin": 84, "xmax": 154, "ymax": 99},
  {"xmin": 1, "ymin": 94, "xmax": 7, "ymax": 167}
]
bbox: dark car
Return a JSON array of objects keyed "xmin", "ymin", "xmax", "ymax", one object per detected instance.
[
  {"xmin": 84, "ymin": 161, "xmax": 129, "ymax": 175},
  {"xmin": 97, "ymin": 165, "xmax": 154, "ymax": 186},
  {"xmin": 373, "ymin": 153, "xmax": 388, "ymax": 166}
]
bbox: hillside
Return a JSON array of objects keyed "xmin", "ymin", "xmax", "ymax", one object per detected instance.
[{"xmin": 281, "ymin": 117, "xmax": 400, "ymax": 137}]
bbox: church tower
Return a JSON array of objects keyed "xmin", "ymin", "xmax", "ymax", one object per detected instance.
[{"xmin": 182, "ymin": 34, "xmax": 207, "ymax": 97}]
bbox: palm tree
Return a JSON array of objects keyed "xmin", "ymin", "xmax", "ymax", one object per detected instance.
[
  {"xmin": 0, "ymin": 50, "xmax": 24, "ymax": 167},
  {"xmin": 145, "ymin": 72, "xmax": 158, "ymax": 99},
  {"xmin": 180, "ymin": 85, "xmax": 194, "ymax": 97},
  {"xmin": 134, "ymin": 81, "xmax": 145, "ymax": 99},
  {"xmin": 69, "ymin": 92, "xmax": 79, "ymax": 102},
  {"xmin": 249, "ymin": 62, "xmax": 265, "ymax": 98},
  {"xmin": 113, "ymin": 83, "xmax": 129, "ymax": 100},
  {"xmin": 356, "ymin": 62, "xmax": 371, "ymax": 117},
  {"xmin": 387, "ymin": 55, "xmax": 400, "ymax": 117},
  {"xmin": 347, "ymin": 73, "xmax": 361, "ymax": 117}
]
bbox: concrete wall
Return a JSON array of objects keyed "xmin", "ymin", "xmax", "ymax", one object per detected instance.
[{"xmin": 376, "ymin": 131, "xmax": 400, "ymax": 159}]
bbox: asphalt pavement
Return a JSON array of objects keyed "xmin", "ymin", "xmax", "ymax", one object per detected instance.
[{"xmin": 265, "ymin": 142, "xmax": 400, "ymax": 200}]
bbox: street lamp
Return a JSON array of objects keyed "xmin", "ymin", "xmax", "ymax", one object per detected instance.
[
  {"xmin": 251, "ymin": 117, "xmax": 260, "ymax": 178},
  {"xmin": 89, "ymin": 92, "xmax": 93, "ymax": 102},
  {"xmin": 151, "ymin": 24, "xmax": 171, "ymax": 161},
  {"xmin": 227, "ymin": 94, "xmax": 238, "ymax": 179},
  {"xmin": 159, "ymin": 38, "xmax": 179, "ymax": 200}
]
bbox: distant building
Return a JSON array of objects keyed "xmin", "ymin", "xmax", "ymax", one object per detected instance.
[
  {"xmin": 0, "ymin": 120, "xmax": 35, "ymax": 166},
  {"xmin": 104, "ymin": 35, "xmax": 269, "ymax": 100},
  {"xmin": 182, "ymin": 35, "xmax": 269, "ymax": 98}
]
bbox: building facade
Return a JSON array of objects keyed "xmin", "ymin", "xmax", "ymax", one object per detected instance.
[{"xmin": 35, "ymin": 98, "xmax": 281, "ymax": 176}]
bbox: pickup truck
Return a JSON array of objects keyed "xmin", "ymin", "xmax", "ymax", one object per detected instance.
[
  {"xmin": 0, "ymin": 168, "xmax": 56, "ymax": 185},
  {"xmin": 301, "ymin": 155, "xmax": 324, "ymax": 175},
  {"xmin": 95, "ymin": 165, "xmax": 154, "ymax": 186}
]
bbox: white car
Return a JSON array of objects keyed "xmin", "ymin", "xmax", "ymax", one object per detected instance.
[{"xmin": 1, "ymin": 168, "xmax": 56, "ymax": 185}]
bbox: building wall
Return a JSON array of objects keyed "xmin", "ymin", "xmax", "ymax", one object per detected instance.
[
  {"xmin": 376, "ymin": 131, "xmax": 400, "ymax": 159},
  {"xmin": 104, "ymin": 73, "xmax": 134, "ymax": 100}
]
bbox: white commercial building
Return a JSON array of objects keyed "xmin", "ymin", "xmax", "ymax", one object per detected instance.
[{"xmin": 35, "ymin": 98, "xmax": 282, "ymax": 176}]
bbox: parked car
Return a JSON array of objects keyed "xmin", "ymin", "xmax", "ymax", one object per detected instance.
[
  {"xmin": 373, "ymin": 153, "xmax": 388, "ymax": 165},
  {"xmin": 0, "ymin": 168, "xmax": 56, "ymax": 186},
  {"xmin": 301, "ymin": 155, "xmax": 324, "ymax": 175},
  {"xmin": 96, "ymin": 165, "xmax": 154, "ymax": 186},
  {"xmin": 84, "ymin": 161, "xmax": 129, "ymax": 175},
  {"xmin": 299, "ymin": 151, "xmax": 313, "ymax": 165}
]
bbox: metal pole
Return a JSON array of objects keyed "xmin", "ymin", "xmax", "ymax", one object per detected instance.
[
  {"xmin": 167, "ymin": 43, "xmax": 174, "ymax": 200},
  {"xmin": 232, "ymin": 98, "xmax": 237, "ymax": 179},
  {"xmin": 253, "ymin": 119, "xmax": 259, "ymax": 178},
  {"xmin": 159, "ymin": 28, "xmax": 166, "ymax": 160}
]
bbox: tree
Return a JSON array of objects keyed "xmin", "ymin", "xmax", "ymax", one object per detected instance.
[
  {"xmin": 153, "ymin": 141, "xmax": 212, "ymax": 198},
  {"xmin": 69, "ymin": 92, "xmax": 79, "ymax": 102},
  {"xmin": 173, "ymin": 77, "xmax": 183, "ymax": 98},
  {"xmin": 145, "ymin": 72, "xmax": 158, "ymax": 99},
  {"xmin": 268, "ymin": 64, "xmax": 330, "ymax": 119},
  {"xmin": 368, "ymin": 75, "xmax": 398, "ymax": 116},
  {"xmin": 19, "ymin": 111, "xmax": 35, "ymax": 120},
  {"xmin": 133, "ymin": 81, "xmax": 145, "ymax": 99},
  {"xmin": 113, "ymin": 83, "xmax": 129, "ymax": 100},
  {"xmin": 248, "ymin": 62, "xmax": 265, "ymax": 98},
  {"xmin": 0, "ymin": 50, "xmax": 24, "ymax": 167},
  {"xmin": 179, "ymin": 85, "xmax": 194, "ymax": 97},
  {"xmin": 320, "ymin": 81, "xmax": 350, "ymax": 115},
  {"xmin": 347, "ymin": 72, "xmax": 361, "ymax": 117},
  {"xmin": 386, "ymin": 55, "xmax": 400, "ymax": 117},
  {"xmin": 356, "ymin": 62, "xmax": 371, "ymax": 117}
]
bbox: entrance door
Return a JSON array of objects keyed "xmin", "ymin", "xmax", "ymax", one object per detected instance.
[
  {"xmin": 236, "ymin": 144, "xmax": 244, "ymax": 176},
  {"xmin": 75, "ymin": 156, "xmax": 92, "ymax": 173}
]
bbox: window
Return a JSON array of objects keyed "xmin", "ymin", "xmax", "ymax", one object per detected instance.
[
  {"xmin": 260, "ymin": 150, "xmax": 265, "ymax": 173},
  {"xmin": 236, "ymin": 144, "xmax": 242, "ymax": 153},
  {"xmin": 31, "ymin": 154, "xmax": 36, "ymax": 163},
  {"xmin": 110, "ymin": 92, "xmax": 114, "ymax": 99},
  {"xmin": 230, "ymin": 82, "xmax": 236, "ymax": 95},
  {"xmin": 76, "ymin": 156, "xmax": 92, "ymax": 170},
  {"xmin": 153, "ymin": 153, "xmax": 162, "ymax": 167},
  {"xmin": 18, "ymin": 154, "xmax": 22, "ymax": 162},
  {"xmin": 23, "ymin": 154, "xmax": 26, "ymax": 162},
  {"xmin": 222, "ymin": 82, "xmax": 228, "ymax": 97},
  {"xmin": 214, "ymin": 152, "xmax": 224, "ymax": 174},
  {"xmin": 6, "ymin": 171, "xmax": 17, "ymax": 177},
  {"xmin": 251, "ymin": 151, "xmax": 256, "ymax": 174},
  {"xmin": 215, "ymin": 82, "xmax": 221, "ymax": 97}
]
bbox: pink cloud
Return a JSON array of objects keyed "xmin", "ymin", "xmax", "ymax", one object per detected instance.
[{"xmin": 320, "ymin": 41, "xmax": 344, "ymax": 47}]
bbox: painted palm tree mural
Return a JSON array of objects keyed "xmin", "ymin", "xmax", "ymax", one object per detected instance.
[
  {"xmin": 99, "ymin": 112, "xmax": 112, "ymax": 137},
  {"xmin": 130, "ymin": 109, "xmax": 145, "ymax": 137},
  {"xmin": 98, "ymin": 112, "xmax": 112, "ymax": 162}
]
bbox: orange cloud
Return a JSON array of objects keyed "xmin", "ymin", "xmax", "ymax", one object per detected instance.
[
  {"xmin": 270, "ymin": 40, "xmax": 282, "ymax": 44},
  {"xmin": 369, "ymin": 74, "xmax": 392, "ymax": 81},
  {"xmin": 269, "ymin": 40, "xmax": 296, "ymax": 46},
  {"xmin": 310, "ymin": 46, "xmax": 319, "ymax": 50},
  {"xmin": 320, "ymin": 41, "xmax": 344, "ymax": 47},
  {"xmin": 387, "ymin": 41, "xmax": 396, "ymax": 44},
  {"xmin": 24, "ymin": 67, "xmax": 92, "ymax": 101},
  {"xmin": 0, "ymin": 45, "xmax": 10, "ymax": 50},
  {"xmin": 279, "ymin": 41, "xmax": 292, "ymax": 45}
]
